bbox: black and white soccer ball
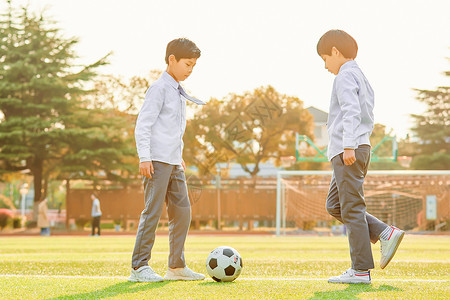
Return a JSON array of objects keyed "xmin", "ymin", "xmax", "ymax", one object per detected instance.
[{"xmin": 206, "ymin": 246, "xmax": 243, "ymax": 282}]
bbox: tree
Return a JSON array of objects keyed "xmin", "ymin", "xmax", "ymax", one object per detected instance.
[
  {"xmin": 55, "ymin": 71, "xmax": 163, "ymax": 187},
  {"xmin": 54, "ymin": 72, "xmax": 162, "ymax": 188},
  {"xmin": 82, "ymin": 71, "xmax": 162, "ymax": 114},
  {"xmin": 410, "ymin": 64, "xmax": 450, "ymax": 169},
  {"xmin": 184, "ymin": 86, "xmax": 314, "ymax": 177},
  {"xmin": 57, "ymin": 107, "xmax": 138, "ymax": 185},
  {"xmin": 370, "ymin": 124, "xmax": 393, "ymax": 157},
  {"xmin": 0, "ymin": 2, "xmax": 108, "ymax": 203}
]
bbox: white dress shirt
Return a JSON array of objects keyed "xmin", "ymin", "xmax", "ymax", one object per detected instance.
[
  {"xmin": 327, "ymin": 60, "xmax": 374, "ymax": 161},
  {"xmin": 91, "ymin": 198, "xmax": 102, "ymax": 217},
  {"xmin": 135, "ymin": 71, "xmax": 198, "ymax": 165}
]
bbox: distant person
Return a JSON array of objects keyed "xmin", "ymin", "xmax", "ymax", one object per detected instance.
[
  {"xmin": 37, "ymin": 198, "xmax": 50, "ymax": 236},
  {"xmin": 129, "ymin": 38, "xmax": 205, "ymax": 282},
  {"xmin": 91, "ymin": 193, "xmax": 102, "ymax": 236},
  {"xmin": 317, "ymin": 29, "xmax": 405, "ymax": 284}
]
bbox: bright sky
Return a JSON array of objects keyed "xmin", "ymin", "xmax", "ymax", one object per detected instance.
[{"xmin": 4, "ymin": 0, "xmax": 450, "ymax": 138}]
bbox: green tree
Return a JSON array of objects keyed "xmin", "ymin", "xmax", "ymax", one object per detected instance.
[
  {"xmin": 410, "ymin": 65, "xmax": 450, "ymax": 170},
  {"xmin": 56, "ymin": 72, "xmax": 162, "ymax": 187},
  {"xmin": 184, "ymin": 86, "xmax": 314, "ymax": 177},
  {"xmin": 57, "ymin": 107, "xmax": 138, "ymax": 186},
  {"xmin": 0, "ymin": 2, "xmax": 108, "ymax": 203}
]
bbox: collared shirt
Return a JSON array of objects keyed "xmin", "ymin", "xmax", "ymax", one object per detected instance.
[
  {"xmin": 135, "ymin": 71, "xmax": 186, "ymax": 165},
  {"xmin": 91, "ymin": 198, "xmax": 102, "ymax": 217},
  {"xmin": 327, "ymin": 60, "xmax": 374, "ymax": 161}
]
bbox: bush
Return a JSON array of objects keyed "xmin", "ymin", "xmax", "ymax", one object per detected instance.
[
  {"xmin": 0, "ymin": 209, "xmax": 13, "ymax": 230},
  {"xmin": 302, "ymin": 221, "xmax": 316, "ymax": 231},
  {"xmin": 411, "ymin": 153, "xmax": 450, "ymax": 170},
  {"xmin": 12, "ymin": 217, "xmax": 21, "ymax": 229},
  {"xmin": 75, "ymin": 218, "xmax": 89, "ymax": 230},
  {"xmin": 25, "ymin": 220, "xmax": 37, "ymax": 229},
  {"xmin": 369, "ymin": 160, "xmax": 406, "ymax": 170},
  {"xmin": 100, "ymin": 223, "xmax": 114, "ymax": 229},
  {"xmin": 0, "ymin": 214, "xmax": 9, "ymax": 230}
]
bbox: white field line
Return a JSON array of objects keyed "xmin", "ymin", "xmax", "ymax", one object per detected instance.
[
  {"xmin": 0, "ymin": 254, "xmax": 448, "ymax": 264},
  {"xmin": 0, "ymin": 274, "xmax": 448, "ymax": 283}
]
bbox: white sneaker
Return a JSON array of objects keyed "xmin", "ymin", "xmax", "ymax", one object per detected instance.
[
  {"xmin": 164, "ymin": 266, "xmax": 205, "ymax": 281},
  {"xmin": 328, "ymin": 268, "xmax": 371, "ymax": 284},
  {"xmin": 128, "ymin": 266, "xmax": 164, "ymax": 282},
  {"xmin": 379, "ymin": 226, "xmax": 405, "ymax": 269}
]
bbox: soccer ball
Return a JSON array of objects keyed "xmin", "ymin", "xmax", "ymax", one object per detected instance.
[{"xmin": 206, "ymin": 246, "xmax": 243, "ymax": 282}]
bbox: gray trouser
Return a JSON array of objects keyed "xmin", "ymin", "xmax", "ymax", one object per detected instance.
[
  {"xmin": 326, "ymin": 145, "xmax": 387, "ymax": 270},
  {"xmin": 131, "ymin": 161, "xmax": 191, "ymax": 269}
]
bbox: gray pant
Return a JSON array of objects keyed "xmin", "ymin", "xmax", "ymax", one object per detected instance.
[
  {"xmin": 326, "ymin": 145, "xmax": 388, "ymax": 270},
  {"xmin": 131, "ymin": 161, "xmax": 191, "ymax": 269}
]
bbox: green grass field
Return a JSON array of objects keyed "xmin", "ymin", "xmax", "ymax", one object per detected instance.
[{"xmin": 1, "ymin": 234, "xmax": 449, "ymax": 299}]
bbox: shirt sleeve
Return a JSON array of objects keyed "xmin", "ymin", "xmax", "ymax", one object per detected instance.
[
  {"xmin": 135, "ymin": 86, "xmax": 165, "ymax": 162},
  {"xmin": 336, "ymin": 71, "xmax": 361, "ymax": 149}
]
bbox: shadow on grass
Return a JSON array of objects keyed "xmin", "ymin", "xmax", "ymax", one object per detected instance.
[
  {"xmin": 308, "ymin": 284, "xmax": 402, "ymax": 300},
  {"xmin": 46, "ymin": 281, "xmax": 171, "ymax": 300}
]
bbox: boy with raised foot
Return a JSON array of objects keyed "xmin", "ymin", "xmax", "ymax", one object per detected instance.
[{"xmin": 317, "ymin": 29, "xmax": 405, "ymax": 284}]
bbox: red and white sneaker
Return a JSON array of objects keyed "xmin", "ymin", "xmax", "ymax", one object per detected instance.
[
  {"xmin": 328, "ymin": 268, "xmax": 371, "ymax": 284},
  {"xmin": 379, "ymin": 225, "xmax": 405, "ymax": 269}
]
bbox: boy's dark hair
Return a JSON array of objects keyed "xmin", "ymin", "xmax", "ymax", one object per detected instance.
[
  {"xmin": 165, "ymin": 38, "xmax": 201, "ymax": 64},
  {"xmin": 317, "ymin": 30, "xmax": 358, "ymax": 59}
]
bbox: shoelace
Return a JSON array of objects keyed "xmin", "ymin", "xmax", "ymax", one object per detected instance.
[
  {"xmin": 343, "ymin": 269, "xmax": 352, "ymax": 276},
  {"xmin": 380, "ymin": 238, "xmax": 388, "ymax": 253},
  {"xmin": 140, "ymin": 268, "xmax": 154, "ymax": 276}
]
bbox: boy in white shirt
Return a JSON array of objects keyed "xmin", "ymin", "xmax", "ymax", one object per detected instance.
[
  {"xmin": 317, "ymin": 29, "xmax": 405, "ymax": 284},
  {"xmin": 129, "ymin": 38, "xmax": 205, "ymax": 282}
]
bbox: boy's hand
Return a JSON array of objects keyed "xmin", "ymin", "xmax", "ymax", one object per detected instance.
[
  {"xmin": 139, "ymin": 161, "xmax": 154, "ymax": 178},
  {"xmin": 343, "ymin": 149, "xmax": 356, "ymax": 166},
  {"xmin": 181, "ymin": 159, "xmax": 186, "ymax": 171}
]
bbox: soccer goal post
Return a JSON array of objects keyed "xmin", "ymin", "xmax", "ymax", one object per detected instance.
[{"xmin": 276, "ymin": 170, "xmax": 450, "ymax": 236}]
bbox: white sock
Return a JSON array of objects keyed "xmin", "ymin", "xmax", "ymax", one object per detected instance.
[
  {"xmin": 354, "ymin": 269, "xmax": 371, "ymax": 280},
  {"xmin": 379, "ymin": 226, "xmax": 394, "ymax": 240}
]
